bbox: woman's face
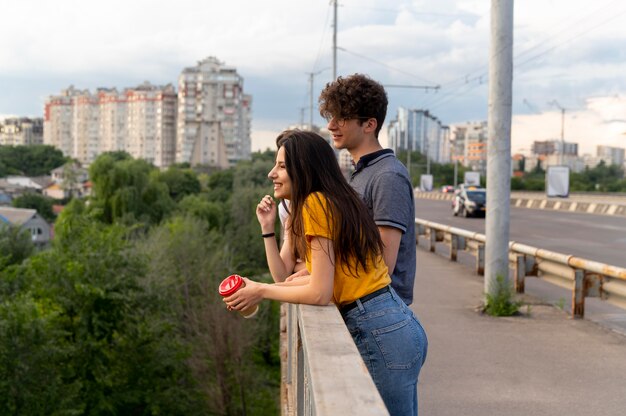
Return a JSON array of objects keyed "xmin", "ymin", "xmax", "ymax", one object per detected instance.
[{"xmin": 268, "ymin": 146, "xmax": 292, "ymax": 200}]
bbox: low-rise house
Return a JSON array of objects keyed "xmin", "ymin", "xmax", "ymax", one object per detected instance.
[
  {"xmin": 0, "ymin": 206, "xmax": 52, "ymax": 247},
  {"xmin": 43, "ymin": 182, "xmax": 66, "ymax": 200}
]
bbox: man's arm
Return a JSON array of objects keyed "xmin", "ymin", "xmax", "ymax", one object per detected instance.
[{"xmin": 378, "ymin": 225, "xmax": 402, "ymax": 273}]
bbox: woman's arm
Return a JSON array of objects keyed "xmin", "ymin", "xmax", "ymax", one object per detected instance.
[
  {"xmin": 257, "ymin": 195, "xmax": 297, "ymax": 282},
  {"xmin": 224, "ymin": 236, "xmax": 334, "ymax": 311}
]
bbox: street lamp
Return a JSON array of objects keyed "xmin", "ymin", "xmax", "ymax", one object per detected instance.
[
  {"xmin": 307, "ymin": 68, "xmax": 330, "ymax": 129},
  {"xmin": 548, "ymin": 100, "xmax": 566, "ymax": 165}
]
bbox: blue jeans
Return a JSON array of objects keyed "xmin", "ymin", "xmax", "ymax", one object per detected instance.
[{"xmin": 341, "ymin": 286, "xmax": 428, "ymax": 416}]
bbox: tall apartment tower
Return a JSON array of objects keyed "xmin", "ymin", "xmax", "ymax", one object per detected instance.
[
  {"xmin": 0, "ymin": 117, "xmax": 44, "ymax": 145},
  {"xmin": 176, "ymin": 57, "xmax": 252, "ymax": 167},
  {"xmin": 124, "ymin": 82, "xmax": 177, "ymax": 167},
  {"xmin": 387, "ymin": 108, "xmax": 450, "ymax": 164}
]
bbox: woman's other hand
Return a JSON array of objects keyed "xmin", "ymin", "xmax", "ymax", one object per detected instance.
[{"xmin": 256, "ymin": 195, "xmax": 277, "ymax": 232}]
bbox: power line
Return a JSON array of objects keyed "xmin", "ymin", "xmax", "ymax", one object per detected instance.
[{"xmin": 338, "ymin": 46, "xmax": 437, "ymax": 85}]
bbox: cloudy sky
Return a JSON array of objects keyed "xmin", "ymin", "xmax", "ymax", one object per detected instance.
[{"xmin": 2, "ymin": 0, "xmax": 626, "ymax": 155}]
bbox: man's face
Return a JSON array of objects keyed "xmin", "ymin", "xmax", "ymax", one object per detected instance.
[{"xmin": 326, "ymin": 116, "xmax": 368, "ymax": 151}]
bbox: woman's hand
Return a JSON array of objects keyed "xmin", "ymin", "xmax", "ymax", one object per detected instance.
[
  {"xmin": 223, "ymin": 278, "xmax": 264, "ymax": 312},
  {"xmin": 256, "ymin": 195, "xmax": 277, "ymax": 233},
  {"xmin": 285, "ymin": 268, "xmax": 310, "ymax": 282}
]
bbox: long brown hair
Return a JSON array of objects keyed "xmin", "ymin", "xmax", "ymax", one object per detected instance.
[{"xmin": 276, "ymin": 130, "xmax": 383, "ymax": 276}]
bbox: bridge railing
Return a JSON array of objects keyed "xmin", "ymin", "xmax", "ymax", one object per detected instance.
[
  {"xmin": 415, "ymin": 218, "xmax": 626, "ymax": 318},
  {"xmin": 280, "ymin": 303, "xmax": 388, "ymax": 416}
]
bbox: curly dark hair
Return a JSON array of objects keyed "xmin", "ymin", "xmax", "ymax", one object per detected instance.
[{"xmin": 318, "ymin": 73, "xmax": 388, "ymax": 137}]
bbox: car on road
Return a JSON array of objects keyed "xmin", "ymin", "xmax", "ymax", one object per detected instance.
[
  {"xmin": 441, "ymin": 185, "xmax": 455, "ymax": 193},
  {"xmin": 452, "ymin": 186, "xmax": 486, "ymax": 217}
]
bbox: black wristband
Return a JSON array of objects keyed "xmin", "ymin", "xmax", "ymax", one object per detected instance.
[{"xmin": 262, "ymin": 232, "xmax": 275, "ymax": 238}]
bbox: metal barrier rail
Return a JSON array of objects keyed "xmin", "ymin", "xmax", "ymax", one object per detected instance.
[
  {"xmin": 415, "ymin": 218, "xmax": 626, "ymax": 318},
  {"xmin": 280, "ymin": 303, "xmax": 388, "ymax": 416}
]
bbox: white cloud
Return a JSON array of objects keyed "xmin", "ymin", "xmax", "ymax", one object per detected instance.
[{"xmin": 1, "ymin": 0, "xmax": 626, "ymax": 156}]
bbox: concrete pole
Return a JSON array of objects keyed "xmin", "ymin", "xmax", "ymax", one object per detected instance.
[
  {"xmin": 332, "ymin": 0, "xmax": 337, "ymax": 80},
  {"xmin": 485, "ymin": 0, "xmax": 514, "ymax": 297}
]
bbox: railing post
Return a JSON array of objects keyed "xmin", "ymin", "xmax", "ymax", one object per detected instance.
[
  {"xmin": 449, "ymin": 234, "xmax": 458, "ymax": 261},
  {"xmin": 429, "ymin": 228, "xmax": 436, "ymax": 253},
  {"xmin": 514, "ymin": 255, "xmax": 525, "ymax": 293},
  {"xmin": 476, "ymin": 244, "xmax": 485, "ymax": 275},
  {"xmin": 572, "ymin": 269, "xmax": 585, "ymax": 318}
]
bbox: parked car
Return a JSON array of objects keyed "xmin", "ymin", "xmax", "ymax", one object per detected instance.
[
  {"xmin": 452, "ymin": 186, "xmax": 486, "ymax": 217},
  {"xmin": 441, "ymin": 185, "xmax": 455, "ymax": 193}
]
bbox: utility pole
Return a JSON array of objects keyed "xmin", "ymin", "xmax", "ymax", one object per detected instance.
[
  {"xmin": 485, "ymin": 0, "xmax": 514, "ymax": 298},
  {"xmin": 549, "ymin": 100, "xmax": 566, "ymax": 165},
  {"xmin": 424, "ymin": 111, "xmax": 431, "ymax": 175},
  {"xmin": 332, "ymin": 0, "xmax": 338, "ymax": 80},
  {"xmin": 307, "ymin": 68, "xmax": 329, "ymax": 129}
]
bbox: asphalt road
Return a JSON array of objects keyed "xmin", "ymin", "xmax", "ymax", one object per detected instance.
[{"xmin": 415, "ymin": 198, "xmax": 626, "ymax": 268}]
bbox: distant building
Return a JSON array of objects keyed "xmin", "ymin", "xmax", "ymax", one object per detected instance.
[
  {"xmin": 0, "ymin": 206, "xmax": 52, "ymax": 248},
  {"xmin": 532, "ymin": 140, "xmax": 578, "ymax": 157},
  {"xmin": 596, "ymin": 145, "xmax": 625, "ymax": 167},
  {"xmin": 449, "ymin": 121, "xmax": 488, "ymax": 173},
  {"xmin": 176, "ymin": 57, "xmax": 252, "ymax": 167},
  {"xmin": 387, "ymin": 108, "xmax": 451, "ymax": 164},
  {"xmin": 44, "ymin": 83, "xmax": 177, "ymax": 167},
  {"xmin": 0, "ymin": 117, "xmax": 44, "ymax": 146}
]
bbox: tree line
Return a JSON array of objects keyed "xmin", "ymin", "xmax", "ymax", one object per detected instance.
[
  {"xmin": 0, "ymin": 150, "xmax": 281, "ymax": 415},
  {"xmin": 397, "ymin": 150, "xmax": 626, "ymax": 192}
]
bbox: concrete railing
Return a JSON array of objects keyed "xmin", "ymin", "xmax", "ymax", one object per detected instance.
[
  {"xmin": 415, "ymin": 218, "xmax": 626, "ymax": 318},
  {"xmin": 280, "ymin": 303, "xmax": 388, "ymax": 416}
]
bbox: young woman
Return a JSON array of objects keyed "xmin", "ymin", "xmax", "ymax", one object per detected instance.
[{"xmin": 223, "ymin": 130, "xmax": 428, "ymax": 415}]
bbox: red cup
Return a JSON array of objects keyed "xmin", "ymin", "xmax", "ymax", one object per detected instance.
[{"xmin": 218, "ymin": 274, "xmax": 259, "ymax": 318}]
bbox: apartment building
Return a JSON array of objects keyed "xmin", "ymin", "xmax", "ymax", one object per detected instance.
[
  {"xmin": 596, "ymin": 145, "xmax": 625, "ymax": 167},
  {"xmin": 0, "ymin": 117, "xmax": 44, "ymax": 146},
  {"xmin": 387, "ymin": 108, "xmax": 451, "ymax": 164},
  {"xmin": 44, "ymin": 83, "xmax": 177, "ymax": 167},
  {"xmin": 44, "ymin": 86, "xmax": 77, "ymax": 156},
  {"xmin": 125, "ymin": 82, "xmax": 177, "ymax": 167},
  {"xmin": 449, "ymin": 121, "xmax": 488, "ymax": 173},
  {"xmin": 176, "ymin": 57, "xmax": 252, "ymax": 167}
]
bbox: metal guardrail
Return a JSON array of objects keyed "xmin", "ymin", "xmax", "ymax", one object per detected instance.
[
  {"xmin": 280, "ymin": 303, "xmax": 388, "ymax": 416},
  {"xmin": 415, "ymin": 218, "xmax": 626, "ymax": 318},
  {"xmin": 414, "ymin": 191, "xmax": 626, "ymax": 217}
]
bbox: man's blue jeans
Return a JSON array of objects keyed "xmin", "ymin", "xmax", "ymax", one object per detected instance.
[{"xmin": 341, "ymin": 286, "xmax": 428, "ymax": 416}]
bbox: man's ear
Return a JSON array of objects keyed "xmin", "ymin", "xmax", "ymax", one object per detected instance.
[{"xmin": 363, "ymin": 118, "xmax": 378, "ymax": 134}]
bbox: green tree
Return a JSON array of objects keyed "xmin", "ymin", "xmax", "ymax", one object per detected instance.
[
  {"xmin": 0, "ymin": 225, "xmax": 34, "ymax": 271},
  {"xmin": 0, "ymin": 220, "xmax": 204, "ymax": 415},
  {"xmin": 88, "ymin": 154, "xmax": 175, "ymax": 225},
  {"xmin": 0, "ymin": 145, "xmax": 67, "ymax": 177},
  {"xmin": 157, "ymin": 167, "xmax": 202, "ymax": 202},
  {"xmin": 12, "ymin": 193, "xmax": 56, "ymax": 222}
]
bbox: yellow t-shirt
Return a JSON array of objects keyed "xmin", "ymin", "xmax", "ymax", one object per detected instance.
[{"xmin": 302, "ymin": 192, "xmax": 391, "ymax": 306}]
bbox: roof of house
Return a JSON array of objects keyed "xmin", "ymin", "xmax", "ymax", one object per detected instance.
[{"xmin": 0, "ymin": 206, "xmax": 37, "ymax": 226}]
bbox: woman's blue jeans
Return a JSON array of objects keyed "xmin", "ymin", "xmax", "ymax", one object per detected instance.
[{"xmin": 341, "ymin": 286, "xmax": 428, "ymax": 416}]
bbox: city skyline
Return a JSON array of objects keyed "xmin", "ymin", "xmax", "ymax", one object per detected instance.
[{"xmin": 2, "ymin": 0, "xmax": 626, "ymax": 155}]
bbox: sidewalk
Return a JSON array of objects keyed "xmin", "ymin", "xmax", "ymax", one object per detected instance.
[{"xmin": 411, "ymin": 246, "xmax": 626, "ymax": 416}]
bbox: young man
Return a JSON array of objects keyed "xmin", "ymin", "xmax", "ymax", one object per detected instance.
[{"xmin": 319, "ymin": 73, "xmax": 416, "ymax": 305}]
